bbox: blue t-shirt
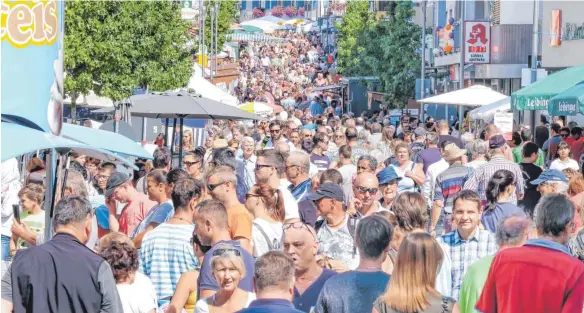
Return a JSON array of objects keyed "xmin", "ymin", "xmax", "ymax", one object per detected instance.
[
  {"xmin": 310, "ymin": 154, "xmax": 330, "ymax": 172},
  {"xmin": 314, "ymin": 271, "xmax": 390, "ymax": 313},
  {"xmin": 237, "ymin": 299, "xmax": 304, "ymax": 313},
  {"xmin": 293, "ymin": 269, "xmax": 337, "ymax": 313},
  {"xmin": 197, "ymin": 240, "xmax": 255, "ymax": 299},
  {"xmin": 131, "ymin": 202, "xmax": 174, "ymax": 238},
  {"xmin": 310, "ymin": 102, "xmax": 324, "ymax": 116},
  {"xmin": 481, "ymin": 202, "xmax": 527, "ymax": 233},
  {"xmin": 415, "ymin": 147, "xmax": 442, "ymax": 174}
]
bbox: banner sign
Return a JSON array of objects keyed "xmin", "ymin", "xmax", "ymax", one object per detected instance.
[
  {"xmin": 1, "ymin": 0, "xmax": 65, "ymax": 135},
  {"xmin": 494, "ymin": 112, "xmax": 513, "ymax": 135},
  {"xmin": 464, "ymin": 21, "xmax": 490, "ymax": 64},
  {"xmin": 550, "ymin": 10, "xmax": 562, "ymax": 46}
]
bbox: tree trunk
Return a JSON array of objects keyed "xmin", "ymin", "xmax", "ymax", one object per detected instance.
[{"xmin": 70, "ymin": 92, "xmax": 77, "ymax": 123}]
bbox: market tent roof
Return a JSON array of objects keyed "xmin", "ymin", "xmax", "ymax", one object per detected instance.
[
  {"xmin": 253, "ymin": 15, "xmax": 286, "ymax": 24},
  {"xmin": 61, "ymin": 123, "xmax": 152, "ymax": 160},
  {"xmin": 240, "ymin": 19, "xmax": 279, "ymax": 32},
  {"xmin": 547, "ymin": 82, "xmax": 584, "ymax": 116},
  {"xmin": 312, "ymin": 85, "xmax": 343, "ymax": 92},
  {"xmin": 468, "ymin": 97, "xmax": 511, "ymax": 122},
  {"xmin": 417, "ymin": 85, "xmax": 508, "ymax": 106},
  {"xmin": 238, "ymin": 102, "xmax": 274, "ymax": 117},
  {"xmin": 187, "ymin": 64, "xmax": 239, "ymax": 107},
  {"xmin": 240, "ymin": 25, "xmax": 264, "ymax": 33},
  {"xmin": 512, "ymin": 64, "xmax": 584, "ymax": 111},
  {"xmin": 95, "ymin": 92, "xmax": 260, "ymax": 120},
  {"xmin": 1, "ymin": 121, "xmax": 138, "ymax": 169}
]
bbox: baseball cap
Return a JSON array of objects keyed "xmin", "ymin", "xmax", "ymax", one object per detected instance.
[
  {"xmin": 413, "ymin": 127, "xmax": 427, "ymax": 138},
  {"xmin": 531, "ymin": 169, "xmax": 568, "ymax": 185},
  {"xmin": 376, "ymin": 167, "xmax": 402, "ymax": 185},
  {"xmin": 306, "ymin": 183, "xmax": 345, "ymax": 202},
  {"xmin": 489, "ymin": 135, "xmax": 506, "ymax": 149},
  {"xmin": 106, "ymin": 172, "xmax": 130, "ymax": 197}
]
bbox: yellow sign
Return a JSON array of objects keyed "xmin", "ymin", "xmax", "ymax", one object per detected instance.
[{"xmin": 1, "ymin": 0, "xmax": 59, "ymax": 48}]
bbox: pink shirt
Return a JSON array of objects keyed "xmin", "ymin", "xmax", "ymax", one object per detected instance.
[{"xmin": 118, "ymin": 193, "xmax": 156, "ymax": 236}]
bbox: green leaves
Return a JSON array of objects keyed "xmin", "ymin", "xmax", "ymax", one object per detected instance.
[
  {"xmin": 64, "ymin": 0, "xmax": 195, "ymax": 102},
  {"xmin": 202, "ymin": 0, "xmax": 237, "ymax": 54},
  {"xmin": 336, "ymin": 0, "xmax": 422, "ymax": 109}
]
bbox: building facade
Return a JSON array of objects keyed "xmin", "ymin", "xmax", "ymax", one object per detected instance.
[{"xmin": 541, "ymin": 1, "xmax": 584, "ymax": 69}]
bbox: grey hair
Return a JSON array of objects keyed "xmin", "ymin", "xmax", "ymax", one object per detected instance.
[
  {"xmin": 211, "ymin": 244, "xmax": 246, "ymax": 278},
  {"xmin": 467, "ymin": 139, "xmax": 488, "ymax": 157},
  {"xmin": 495, "ymin": 216, "xmax": 531, "ymax": 247},
  {"xmin": 53, "ymin": 196, "xmax": 93, "ymax": 228},
  {"xmin": 553, "ymin": 181, "xmax": 569, "ymax": 194},
  {"xmin": 288, "ymin": 151, "xmax": 310, "ymax": 173},
  {"xmin": 534, "ymin": 194, "xmax": 574, "ymax": 237},
  {"xmin": 242, "ymin": 136, "xmax": 255, "ymax": 146},
  {"xmin": 358, "ymin": 130, "xmax": 371, "ymax": 143},
  {"xmin": 358, "ymin": 155, "xmax": 378, "ymax": 171},
  {"xmin": 371, "ymin": 123, "xmax": 382, "ymax": 134},
  {"xmin": 425, "ymin": 132, "xmax": 439, "ymax": 145},
  {"xmin": 65, "ymin": 170, "xmax": 88, "ymax": 198}
]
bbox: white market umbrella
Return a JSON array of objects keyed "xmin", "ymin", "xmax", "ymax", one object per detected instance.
[
  {"xmin": 468, "ymin": 97, "xmax": 511, "ymax": 122},
  {"xmin": 417, "ymin": 85, "xmax": 508, "ymax": 107}
]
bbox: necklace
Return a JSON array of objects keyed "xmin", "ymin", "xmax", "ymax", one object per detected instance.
[{"xmin": 170, "ymin": 216, "xmax": 192, "ymax": 224}]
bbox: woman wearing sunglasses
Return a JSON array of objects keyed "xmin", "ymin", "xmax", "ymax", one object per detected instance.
[
  {"xmin": 194, "ymin": 245, "xmax": 256, "ymax": 313},
  {"xmin": 245, "ymin": 184, "xmax": 285, "ymax": 257}
]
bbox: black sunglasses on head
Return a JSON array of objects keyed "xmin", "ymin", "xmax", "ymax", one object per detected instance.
[{"xmin": 212, "ymin": 247, "xmax": 242, "ymax": 257}]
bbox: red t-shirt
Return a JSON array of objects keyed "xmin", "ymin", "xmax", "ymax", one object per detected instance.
[{"xmin": 476, "ymin": 240, "xmax": 584, "ymax": 313}]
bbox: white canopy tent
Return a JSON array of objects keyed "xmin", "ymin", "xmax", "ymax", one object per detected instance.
[
  {"xmin": 417, "ymin": 85, "xmax": 508, "ymax": 106},
  {"xmin": 240, "ymin": 19, "xmax": 280, "ymax": 32},
  {"xmin": 186, "ymin": 64, "xmax": 239, "ymax": 107},
  {"xmin": 418, "ymin": 85, "xmax": 508, "ymax": 135},
  {"xmin": 468, "ymin": 97, "xmax": 511, "ymax": 122},
  {"xmin": 253, "ymin": 15, "xmax": 286, "ymax": 24}
]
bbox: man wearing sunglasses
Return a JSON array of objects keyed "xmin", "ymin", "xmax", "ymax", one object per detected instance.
[
  {"xmin": 349, "ymin": 172, "xmax": 384, "ymax": 217},
  {"xmin": 206, "ymin": 170, "xmax": 253, "ymax": 254},
  {"xmin": 264, "ymin": 121, "xmax": 294, "ymax": 151}
]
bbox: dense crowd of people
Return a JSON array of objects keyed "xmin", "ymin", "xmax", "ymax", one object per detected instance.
[{"xmin": 1, "ymin": 31, "xmax": 584, "ymax": 313}]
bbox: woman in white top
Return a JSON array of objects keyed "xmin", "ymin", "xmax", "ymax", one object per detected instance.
[
  {"xmin": 550, "ymin": 141, "xmax": 580, "ymax": 171},
  {"xmin": 390, "ymin": 143, "xmax": 425, "ymax": 194},
  {"xmin": 245, "ymin": 184, "xmax": 285, "ymax": 257},
  {"xmin": 195, "ymin": 245, "xmax": 256, "ymax": 313},
  {"xmin": 99, "ymin": 237, "xmax": 157, "ymax": 313}
]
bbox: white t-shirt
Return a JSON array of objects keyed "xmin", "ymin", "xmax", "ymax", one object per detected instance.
[
  {"xmin": 337, "ymin": 164, "xmax": 357, "ymax": 202},
  {"xmin": 252, "ymin": 218, "xmax": 283, "ymax": 257},
  {"xmin": 277, "ymin": 185, "xmax": 300, "ymax": 220},
  {"xmin": 316, "ymin": 215, "xmax": 360, "ymax": 270},
  {"xmin": 116, "ymin": 272, "xmax": 158, "ymax": 313},
  {"xmin": 195, "ymin": 292, "xmax": 256, "ymax": 313},
  {"xmin": 550, "ymin": 158, "xmax": 579, "ymax": 171}
]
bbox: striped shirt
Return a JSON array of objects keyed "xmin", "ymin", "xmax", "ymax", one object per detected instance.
[
  {"xmin": 437, "ymin": 227, "xmax": 498, "ymax": 300},
  {"xmin": 139, "ymin": 223, "xmax": 198, "ymax": 301},
  {"xmin": 434, "ymin": 164, "xmax": 473, "ymax": 214},
  {"xmin": 463, "ymin": 156, "xmax": 525, "ymax": 204}
]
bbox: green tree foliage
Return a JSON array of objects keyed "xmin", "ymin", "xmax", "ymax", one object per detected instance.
[
  {"xmin": 64, "ymin": 0, "xmax": 194, "ymax": 113},
  {"xmin": 351, "ymin": 1, "xmax": 422, "ymax": 109},
  {"xmin": 335, "ymin": 0, "xmax": 375, "ymax": 75},
  {"xmin": 359, "ymin": 1, "xmax": 422, "ymax": 108},
  {"xmin": 202, "ymin": 0, "xmax": 238, "ymax": 54}
]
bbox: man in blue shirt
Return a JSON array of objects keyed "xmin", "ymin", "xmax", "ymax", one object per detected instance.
[
  {"xmin": 309, "ymin": 98, "xmax": 324, "ymax": 116},
  {"xmin": 236, "ymin": 251, "xmax": 303, "ymax": 313},
  {"xmin": 314, "ymin": 215, "xmax": 393, "ymax": 313}
]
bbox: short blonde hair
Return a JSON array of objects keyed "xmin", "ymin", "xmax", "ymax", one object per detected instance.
[{"xmin": 211, "ymin": 244, "xmax": 246, "ymax": 278}]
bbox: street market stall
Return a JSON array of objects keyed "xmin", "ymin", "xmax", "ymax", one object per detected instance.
[
  {"xmin": 187, "ymin": 64, "xmax": 239, "ymax": 107},
  {"xmin": 547, "ymin": 82, "xmax": 584, "ymax": 116},
  {"xmin": 417, "ymin": 85, "xmax": 508, "ymax": 134},
  {"xmin": 468, "ymin": 97, "xmax": 511, "ymax": 123}
]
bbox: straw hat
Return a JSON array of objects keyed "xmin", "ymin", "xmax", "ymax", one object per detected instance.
[
  {"xmin": 212, "ymin": 139, "xmax": 228, "ymax": 149},
  {"xmin": 442, "ymin": 143, "xmax": 467, "ymax": 160}
]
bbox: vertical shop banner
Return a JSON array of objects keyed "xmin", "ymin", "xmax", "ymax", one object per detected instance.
[
  {"xmin": 550, "ymin": 10, "xmax": 562, "ymax": 46},
  {"xmin": 1, "ymin": 0, "xmax": 65, "ymax": 135},
  {"xmin": 464, "ymin": 21, "xmax": 490, "ymax": 64}
]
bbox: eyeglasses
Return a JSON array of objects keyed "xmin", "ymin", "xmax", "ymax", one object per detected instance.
[
  {"xmin": 207, "ymin": 181, "xmax": 226, "ymax": 191},
  {"xmin": 285, "ymin": 164, "xmax": 299, "ymax": 171},
  {"xmin": 356, "ymin": 186, "xmax": 379, "ymax": 194},
  {"xmin": 184, "ymin": 160, "xmax": 200, "ymax": 167},
  {"xmin": 212, "ymin": 247, "xmax": 242, "ymax": 257},
  {"xmin": 96, "ymin": 174, "xmax": 110, "ymax": 181},
  {"xmin": 561, "ymin": 134, "xmax": 569, "ymax": 138},
  {"xmin": 255, "ymin": 163, "xmax": 273, "ymax": 171},
  {"xmin": 283, "ymin": 221, "xmax": 316, "ymax": 240},
  {"xmin": 270, "ymin": 128, "xmax": 281, "ymax": 133}
]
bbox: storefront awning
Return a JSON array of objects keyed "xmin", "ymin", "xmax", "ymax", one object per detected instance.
[
  {"xmin": 417, "ymin": 85, "xmax": 507, "ymax": 107},
  {"xmin": 511, "ymin": 64, "xmax": 584, "ymax": 111}
]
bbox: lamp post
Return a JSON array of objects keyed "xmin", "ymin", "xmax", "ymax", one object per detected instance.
[
  {"xmin": 420, "ymin": 0, "xmax": 427, "ymax": 122},
  {"xmin": 209, "ymin": 4, "xmax": 214, "ymax": 81}
]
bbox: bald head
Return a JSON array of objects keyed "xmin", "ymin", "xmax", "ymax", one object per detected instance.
[
  {"xmin": 286, "ymin": 151, "xmax": 310, "ymax": 173},
  {"xmin": 495, "ymin": 215, "xmax": 531, "ymax": 247},
  {"xmin": 282, "ymin": 221, "xmax": 318, "ymax": 271},
  {"xmin": 354, "ymin": 172, "xmax": 379, "ymax": 188},
  {"xmin": 275, "ymin": 141, "xmax": 291, "ymax": 156}
]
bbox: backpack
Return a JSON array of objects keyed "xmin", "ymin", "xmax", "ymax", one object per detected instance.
[{"xmin": 253, "ymin": 221, "xmax": 281, "ymax": 251}]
